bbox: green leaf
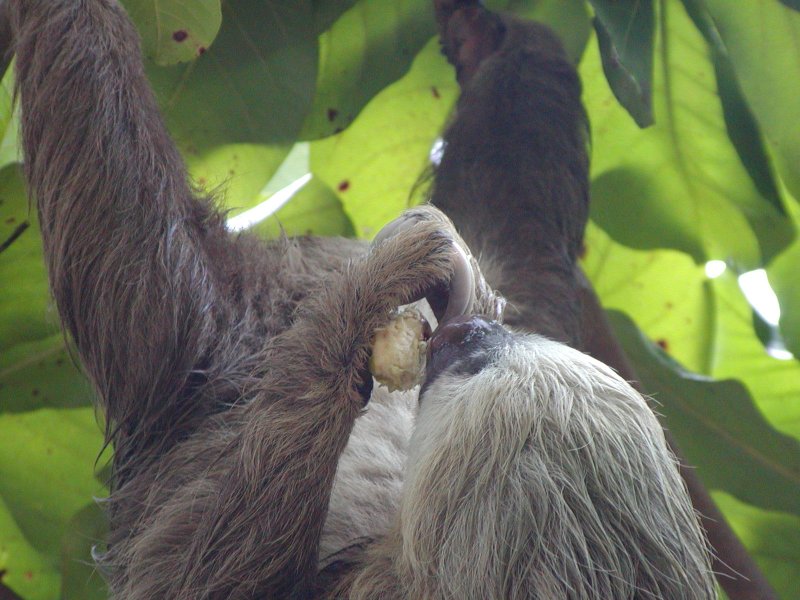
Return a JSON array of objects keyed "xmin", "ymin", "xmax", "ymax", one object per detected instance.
[
  {"xmin": 0, "ymin": 494, "xmax": 59, "ymax": 600},
  {"xmin": 310, "ymin": 37, "xmax": 458, "ymax": 238},
  {"xmin": 713, "ymin": 53, "xmax": 787, "ymax": 223},
  {"xmin": 701, "ymin": 0, "xmax": 800, "ymax": 201},
  {"xmin": 312, "ymin": 0, "xmax": 358, "ymax": 34},
  {"xmin": 583, "ymin": 1, "xmax": 790, "ymax": 269},
  {"xmin": 0, "ymin": 166, "xmax": 53, "ymax": 351},
  {"xmin": 1, "ymin": 336, "xmax": 95, "ymax": 414},
  {"xmin": 680, "ymin": 0, "xmax": 787, "ymax": 241},
  {"xmin": 0, "ymin": 408, "xmax": 106, "ymax": 600},
  {"xmin": 250, "ymin": 177, "xmax": 354, "ymax": 240},
  {"xmin": 189, "ymin": 144, "xmax": 291, "ymax": 216},
  {"xmin": 709, "ymin": 273, "xmax": 800, "ymax": 439},
  {"xmin": 608, "ymin": 310, "xmax": 800, "ymax": 516},
  {"xmin": 712, "ymin": 491, "xmax": 800, "ymax": 600},
  {"xmin": 769, "ymin": 238, "xmax": 800, "ymax": 358},
  {"xmin": 123, "ymin": 0, "xmax": 222, "ymax": 65},
  {"xmin": 0, "ymin": 63, "xmax": 19, "ymax": 170},
  {"xmin": 144, "ymin": 0, "xmax": 318, "ymax": 208},
  {"xmin": 0, "ymin": 162, "xmax": 100, "ymax": 598},
  {"xmin": 300, "ymin": 0, "xmax": 437, "ymax": 140},
  {"xmin": 584, "ymin": 221, "xmax": 800, "ymax": 439},
  {"xmin": 60, "ymin": 503, "xmax": 108, "ymax": 600},
  {"xmin": 587, "ymin": 0, "xmax": 655, "ymax": 127},
  {"xmin": 582, "ymin": 222, "xmax": 714, "ymax": 374}
]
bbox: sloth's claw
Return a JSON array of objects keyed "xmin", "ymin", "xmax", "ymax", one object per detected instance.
[{"xmin": 372, "ymin": 206, "xmax": 476, "ymax": 324}]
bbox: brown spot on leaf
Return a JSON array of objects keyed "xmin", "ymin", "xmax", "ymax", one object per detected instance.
[
  {"xmin": 172, "ymin": 30, "xmax": 189, "ymax": 43},
  {"xmin": 198, "ymin": 47, "xmax": 207, "ymax": 56},
  {"xmin": 24, "ymin": 571, "xmax": 33, "ymax": 580},
  {"xmin": 32, "ymin": 388, "xmax": 39, "ymax": 397},
  {"xmin": 338, "ymin": 180, "xmax": 350, "ymax": 192},
  {"xmin": 5, "ymin": 216, "xmax": 15, "ymax": 225},
  {"xmin": 56, "ymin": 358, "xmax": 64, "ymax": 366},
  {"xmin": 665, "ymin": 301, "xmax": 674, "ymax": 310},
  {"xmin": 431, "ymin": 86, "xmax": 441, "ymax": 99},
  {"xmin": 327, "ymin": 108, "xmax": 339, "ymax": 122},
  {"xmin": 655, "ymin": 339, "xmax": 669, "ymax": 351}
]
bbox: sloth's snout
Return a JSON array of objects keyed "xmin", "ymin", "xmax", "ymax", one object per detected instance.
[{"xmin": 423, "ymin": 316, "xmax": 510, "ymax": 393}]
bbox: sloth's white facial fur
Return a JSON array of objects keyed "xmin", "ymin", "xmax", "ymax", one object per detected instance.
[
  {"xmin": 398, "ymin": 333, "xmax": 714, "ymax": 598},
  {"xmin": 325, "ymin": 324, "xmax": 713, "ymax": 598}
]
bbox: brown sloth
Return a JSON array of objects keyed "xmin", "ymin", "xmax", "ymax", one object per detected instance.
[{"xmin": 9, "ymin": 0, "xmax": 715, "ymax": 598}]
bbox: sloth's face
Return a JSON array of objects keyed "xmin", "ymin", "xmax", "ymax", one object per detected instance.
[{"xmin": 421, "ymin": 315, "xmax": 512, "ymax": 399}]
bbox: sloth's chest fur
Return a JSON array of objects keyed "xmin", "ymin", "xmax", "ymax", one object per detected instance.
[{"xmin": 321, "ymin": 384, "xmax": 418, "ymax": 566}]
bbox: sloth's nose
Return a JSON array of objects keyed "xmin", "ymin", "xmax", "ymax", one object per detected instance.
[{"xmin": 423, "ymin": 315, "xmax": 509, "ymax": 392}]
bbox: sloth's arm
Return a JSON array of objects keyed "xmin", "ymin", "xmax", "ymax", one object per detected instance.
[
  {"xmin": 132, "ymin": 219, "xmax": 458, "ymax": 599},
  {"xmin": 11, "ymin": 0, "xmax": 256, "ymax": 469},
  {"xmin": 431, "ymin": 3, "xmax": 589, "ymax": 345}
]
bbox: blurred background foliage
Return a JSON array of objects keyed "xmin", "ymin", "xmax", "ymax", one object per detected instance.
[{"xmin": 0, "ymin": 0, "xmax": 798, "ymax": 598}]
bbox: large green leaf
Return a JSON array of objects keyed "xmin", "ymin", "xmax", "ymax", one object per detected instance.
[
  {"xmin": 311, "ymin": 0, "xmax": 359, "ymax": 34},
  {"xmin": 0, "ymin": 65, "xmax": 19, "ymax": 170},
  {"xmin": 769, "ymin": 238, "xmax": 800, "ymax": 359},
  {"xmin": 300, "ymin": 0, "xmax": 437, "ymax": 140},
  {"xmin": 60, "ymin": 503, "xmax": 108, "ymax": 600},
  {"xmin": 582, "ymin": 222, "xmax": 714, "ymax": 373},
  {"xmin": 123, "ymin": 0, "xmax": 222, "ymax": 65},
  {"xmin": 188, "ymin": 144, "xmax": 291, "ymax": 217},
  {"xmin": 582, "ymin": 1, "xmax": 791, "ymax": 269},
  {"xmin": 713, "ymin": 491, "xmax": 800, "ymax": 600},
  {"xmin": 709, "ymin": 273, "xmax": 800, "ymax": 439},
  {"xmin": 0, "ymin": 166, "xmax": 52, "ymax": 351},
  {"xmin": 587, "ymin": 0, "xmax": 655, "ymax": 126},
  {"xmin": 310, "ymin": 37, "xmax": 458, "ymax": 239},
  {"xmin": 608, "ymin": 311, "xmax": 800, "ymax": 516},
  {"xmin": 144, "ymin": 0, "xmax": 318, "ymax": 210},
  {"xmin": 0, "ymin": 494, "xmax": 59, "ymax": 600},
  {"xmin": 0, "ymin": 408, "xmax": 106, "ymax": 600},
  {"xmin": 701, "ymin": 0, "xmax": 800, "ymax": 202},
  {"xmin": 250, "ymin": 176, "xmax": 354, "ymax": 240},
  {"xmin": 0, "ymin": 159, "xmax": 100, "ymax": 600},
  {"xmin": 584, "ymin": 220, "xmax": 800, "ymax": 439}
]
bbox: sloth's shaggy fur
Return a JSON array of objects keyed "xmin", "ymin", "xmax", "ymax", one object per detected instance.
[
  {"xmin": 334, "ymin": 335, "xmax": 715, "ymax": 599},
  {"xmin": 10, "ymin": 0, "xmax": 715, "ymax": 598}
]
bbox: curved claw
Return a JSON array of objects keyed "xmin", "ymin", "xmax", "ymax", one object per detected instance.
[{"xmin": 372, "ymin": 211, "xmax": 476, "ymax": 323}]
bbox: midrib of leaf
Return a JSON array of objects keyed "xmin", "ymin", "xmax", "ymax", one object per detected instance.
[
  {"xmin": 0, "ymin": 343, "xmax": 64, "ymax": 381},
  {"xmin": 658, "ymin": 0, "xmax": 701, "ymax": 233},
  {"xmin": 165, "ymin": 59, "xmax": 198, "ymax": 110},
  {"xmin": 152, "ymin": 0, "xmax": 163, "ymax": 56}
]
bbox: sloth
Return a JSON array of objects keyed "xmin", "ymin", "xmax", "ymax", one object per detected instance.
[{"xmin": 9, "ymin": 0, "xmax": 715, "ymax": 598}]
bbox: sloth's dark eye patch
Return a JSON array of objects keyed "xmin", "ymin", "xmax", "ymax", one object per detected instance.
[{"xmin": 420, "ymin": 315, "xmax": 510, "ymax": 397}]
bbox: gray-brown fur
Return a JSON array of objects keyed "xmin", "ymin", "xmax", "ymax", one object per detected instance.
[
  {"xmin": 11, "ymin": 0, "xmax": 714, "ymax": 598},
  {"xmin": 431, "ymin": 8, "xmax": 590, "ymax": 344}
]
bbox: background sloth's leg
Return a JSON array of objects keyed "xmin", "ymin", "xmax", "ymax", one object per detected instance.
[
  {"xmin": 430, "ymin": 3, "xmax": 589, "ymax": 345},
  {"xmin": 430, "ymin": 4, "xmax": 776, "ymax": 598}
]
